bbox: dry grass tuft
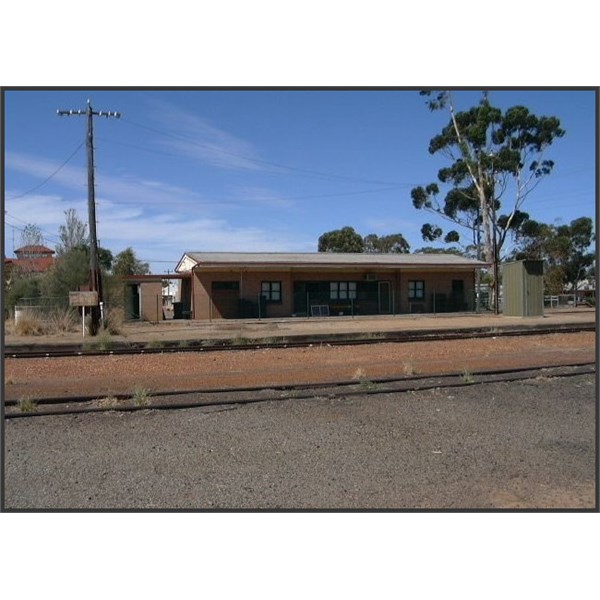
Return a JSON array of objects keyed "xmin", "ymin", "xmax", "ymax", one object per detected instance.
[
  {"xmin": 14, "ymin": 313, "xmax": 46, "ymax": 336},
  {"xmin": 47, "ymin": 308, "xmax": 78, "ymax": 334},
  {"xmin": 104, "ymin": 308, "xmax": 124, "ymax": 335}
]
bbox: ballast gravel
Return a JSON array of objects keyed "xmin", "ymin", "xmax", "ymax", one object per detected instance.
[{"xmin": 3, "ymin": 373, "xmax": 596, "ymax": 510}]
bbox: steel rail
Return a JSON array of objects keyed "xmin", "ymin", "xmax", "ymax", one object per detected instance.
[
  {"xmin": 5, "ymin": 362, "xmax": 595, "ymax": 419},
  {"xmin": 4, "ymin": 323, "xmax": 596, "ymax": 359}
]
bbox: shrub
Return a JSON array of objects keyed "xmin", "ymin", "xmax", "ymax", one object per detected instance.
[
  {"xmin": 47, "ymin": 307, "xmax": 78, "ymax": 334},
  {"xmin": 14, "ymin": 312, "xmax": 46, "ymax": 336},
  {"xmin": 132, "ymin": 387, "xmax": 150, "ymax": 407},
  {"xmin": 97, "ymin": 329, "xmax": 115, "ymax": 352},
  {"xmin": 19, "ymin": 396, "xmax": 38, "ymax": 413},
  {"xmin": 104, "ymin": 307, "xmax": 124, "ymax": 335},
  {"xmin": 462, "ymin": 369, "xmax": 475, "ymax": 384}
]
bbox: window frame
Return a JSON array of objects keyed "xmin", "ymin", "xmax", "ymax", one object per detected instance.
[
  {"xmin": 261, "ymin": 281, "xmax": 282, "ymax": 303},
  {"xmin": 408, "ymin": 280, "xmax": 425, "ymax": 300},
  {"xmin": 329, "ymin": 281, "xmax": 357, "ymax": 301}
]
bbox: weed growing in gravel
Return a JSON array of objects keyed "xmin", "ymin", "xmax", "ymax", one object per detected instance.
[
  {"xmin": 132, "ymin": 387, "xmax": 151, "ymax": 407},
  {"xmin": 145, "ymin": 339, "xmax": 166, "ymax": 349},
  {"xmin": 97, "ymin": 394, "xmax": 119, "ymax": 408},
  {"xmin": 352, "ymin": 367, "xmax": 378, "ymax": 391},
  {"xmin": 19, "ymin": 396, "xmax": 38, "ymax": 413},
  {"xmin": 97, "ymin": 329, "xmax": 114, "ymax": 352},
  {"xmin": 178, "ymin": 339, "xmax": 190, "ymax": 348},
  {"xmin": 360, "ymin": 379, "xmax": 379, "ymax": 391},
  {"xmin": 352, "ymin": 367, "xmax": 367, "ymax": 380},
  {"xmin": 403, "ymin": 362, "xmax": 417, "ymax": 376},
  {"xmin": 462, "ymin": 369, "xmax": 475, "ymax": 384}
]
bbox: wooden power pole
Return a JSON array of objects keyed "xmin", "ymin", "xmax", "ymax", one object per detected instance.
[{"xmin": 58, "ymin": 100, "xmax": 120, "ymax": 334}]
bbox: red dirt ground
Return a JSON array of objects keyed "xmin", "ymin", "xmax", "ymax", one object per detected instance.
[{"xmin": 4, "ymin": 331, "xmax": 595, "ymax": 400}]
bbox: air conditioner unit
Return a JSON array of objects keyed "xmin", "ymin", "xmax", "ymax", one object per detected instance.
[{"xmin": 365, "ymin": 273, "xmax": 377, "ymax": 281}]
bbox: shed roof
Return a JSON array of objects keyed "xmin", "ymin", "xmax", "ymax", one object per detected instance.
[{"xmin": 176, "ymin": 252, "xmax": 488, "ymax": 272}]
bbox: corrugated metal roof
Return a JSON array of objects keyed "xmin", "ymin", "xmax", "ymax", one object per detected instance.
[{"xmin": 178, "ymin": 252, "xmax": 488, "ymax": 271}]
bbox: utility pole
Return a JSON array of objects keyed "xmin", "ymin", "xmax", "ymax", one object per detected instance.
[{"xmin": 58, "ymin": 100, "xmax": 120, "ymax": 334}]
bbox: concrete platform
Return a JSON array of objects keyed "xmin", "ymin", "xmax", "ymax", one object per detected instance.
[{"xmin": 4, "ymin": 307, "xmax": 596, "ymax": 349}]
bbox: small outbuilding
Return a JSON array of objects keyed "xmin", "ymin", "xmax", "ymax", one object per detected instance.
[
  {"xmin": 122, "ymin": 273, "xmax": 191, "ymax": 321},
  {"xmin": 501, "ymin": 259, "xmax": 545, "ymax": 317},
  {"xmin": 175, "ymin": 252, "xmax": 488, "ymax": 320}
]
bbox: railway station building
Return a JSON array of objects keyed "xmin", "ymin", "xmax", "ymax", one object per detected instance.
[{"xmin": 174, "ymin": 252, "xmax": 488, "ymax": 320}]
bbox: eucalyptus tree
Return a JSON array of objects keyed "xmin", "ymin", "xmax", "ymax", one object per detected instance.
[
  {"xmin": 19, "ymin": 223, "xmax": 45, "ymax": 248},
  {"xmin": 318, "ymin": 226, "xmax": 365, "ymax": 253},
  {"xmin": 513, "ymin": 216, "xmax": 595, "ymax": 297},
  {"xmin": 363, "ymin": 233, "xmax": 410, "ymax": 253},
  {"xmin": 55, "ymin": 209, "xmax": 88, "ymax": 257},
  {"xmin": 410, "ymin": 91, "xmax": 565, "ymax": 310}
]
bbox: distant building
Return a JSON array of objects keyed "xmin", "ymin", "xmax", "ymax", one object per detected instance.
[
  {"xmin": 5, "ymin": 245, "xmax": 56, "ymax": 276},
  {"xmin": 174, "ymin": 252, "xmax": 488, "ymax": 320}
]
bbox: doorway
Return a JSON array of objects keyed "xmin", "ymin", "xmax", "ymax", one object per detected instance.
[{"xmin": 378, "ymin": 281, "xmax": 391, "ymax": 313}]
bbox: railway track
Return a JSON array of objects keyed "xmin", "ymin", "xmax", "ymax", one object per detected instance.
[
  {"xmin": 4, "ymin": 362, "xmax": 595, "ymax": 419},
  {"xmin": 4, "ymin": 322, "xmax": 596, "ymax": 359}
]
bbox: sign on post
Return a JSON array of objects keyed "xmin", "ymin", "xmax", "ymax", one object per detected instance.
[
  {"xmin": 69, "ymin": 291, "xmax": 99, "ymax": 337},
  {"xmin": 69, "ymin": 291, "xmax": 99, "ymax": 307}
]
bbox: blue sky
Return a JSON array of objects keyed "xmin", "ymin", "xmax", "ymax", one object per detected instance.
[{"xmin": 3, "ymin": 88, "xmax": 597, "ymax": 274}]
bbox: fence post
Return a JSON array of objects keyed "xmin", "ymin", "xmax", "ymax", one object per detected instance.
[{"xmin": 258, "ymin": 293, "xmax": 262, "ymax": 320}]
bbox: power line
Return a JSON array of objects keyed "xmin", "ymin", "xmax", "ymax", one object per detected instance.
[
  {"xmin": 5, "ymin": 141, "xmax": 85, "ymax": 200},
  {"xmin": 5, "ymin": 213, "xmax": 62, "ymax": 244},
  {"xmin": 120, "ymin": 116, "xmax": 410, "ymax": 187}
]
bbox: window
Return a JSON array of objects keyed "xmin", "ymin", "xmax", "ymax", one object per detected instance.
[
  {"xmin": 408, "ymin": 280, "xmax": 425, "ymax": 300},
  {"xmin": 329, "ymin": 281, "xmax": 357, "ymax": 300},
  {"xmin": 261, "ymin": 281, "xmax": 281, "ymax": 302},
  {"xmin": 452, "ymin": 279, "xmax": 464, "ymax": 295}
]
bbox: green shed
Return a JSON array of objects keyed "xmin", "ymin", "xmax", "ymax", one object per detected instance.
[{"xmin": 501, "ymin": 259, "xmax": 544, "ymax": 317}]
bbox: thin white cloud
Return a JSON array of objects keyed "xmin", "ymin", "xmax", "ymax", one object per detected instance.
[
  {"xmin": 5, "ymin": 188, "xmax": 313, "ymax": 273},
  {"xmin": 6, "ymin": 151, "xmax": 212, "ymax": 207},
  {"xmin": 226, "ymin": 185, "xmax": 295, "ymax": 209},
  {"xmin": 363, "ymin": 217, "xmax": 421, "ymax": 234},
  {"xmin": 144, "ymin": 99, "xmax": 268, "ymax": 172}
]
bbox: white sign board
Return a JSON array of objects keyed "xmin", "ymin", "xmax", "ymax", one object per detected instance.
[{"xmin": 69, "ymin": 291, "xmax": 98, "ymax": 307}]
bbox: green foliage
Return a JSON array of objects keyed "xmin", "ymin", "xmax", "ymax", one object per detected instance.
[
  {"xmin": 41, "ymin": 244, "xmax": 113, "ymax": 300},
  {"xmin": 512, "ymin": 216, "xmax": 595, "ymax": 294},
  {"xmin": 56, "ymin": 209, "xmax": 88, "ymax": 257},
  {"xmin": 132, "ymin": 387, "xmax": 150, "ymax": 407},
  {"xmin": 421, "ymin": 223, "xmax": 443, "ymax": 242},
  {"xmin": 414, "ymin": 246, "xmax": 466, "ymax": 256},
  {"xmin": 318, "ymin": 227, "xmax": 411, "ymax": 254},
  {"xmin": 411, "ymin": 90, "xmax": 565, "ymax": 278},
  {"xmin": 318, "ymin": 226, "xmax": 364, "ymax": 253},
  {"xmin": 461, "ymin": 369, "xmax": 475, "ymax": 384},
  {"xmin": 363, "ymin": 233, "xmax": 410, "ymax": 253},
  {"xmin": 18, "ymin": 397, "xmax": 38, "ymax": 413},
  {"xmin": 4, "ymin": 275, "xmax": 42, "ymax": 312},
  {"xmin": 41, "ymin": 246, "xmax": 90, "ymax": 299},
  {"xmin": 113, "ymin": 247, "xmax": 150, "ymax": 277}
]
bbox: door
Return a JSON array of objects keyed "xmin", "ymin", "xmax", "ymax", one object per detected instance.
[
  {"xmin": 125, "ymin": 284, "xmax": 140, "ymax": 320},
  {"xmin": 211, "ymin": 281, "xmax": 240, "ymax": 319},
  {"xmin": 378, "ymin": 281, "xmax": 391, "ymax": 313}
]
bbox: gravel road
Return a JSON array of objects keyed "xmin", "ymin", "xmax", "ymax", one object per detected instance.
[{"xmin": 4, "ymin": 372, "xmax": 596, "ymax": 510}]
